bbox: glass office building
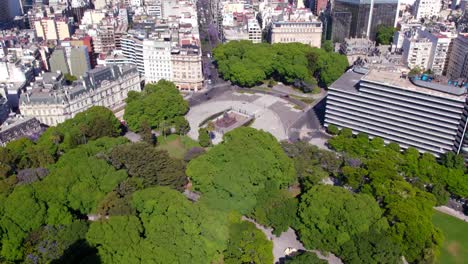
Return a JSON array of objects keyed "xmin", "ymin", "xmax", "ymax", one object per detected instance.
[{"xmin": 331, "ymin": 0, "xmax": 398, "ymax": 43}]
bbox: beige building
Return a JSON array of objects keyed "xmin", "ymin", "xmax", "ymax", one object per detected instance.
[
  {"xmin": 34, "ymin": 18, "xmax": 70, "ymax": 41},
  {"xmin": 270, "ymin": 21, "xmax": 322, "ymax": 48},
  {"xmin": 171, "ymin": 47, "xmax": 203, "ymax": 91},
  {"xmin": 20, "ymin": 65, "xmax": 141, "ymax": 126},
  {"xmin": 446, "ymin": 34, "xmax": 468, "ymax": 80}
]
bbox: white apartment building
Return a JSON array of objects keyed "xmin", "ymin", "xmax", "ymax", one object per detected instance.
[
  {"xmin": 143, "ymin": 39, "xmax": 172, "ymax": 83},
  {"xmin": 121, "ymin": 35, "xmax": 145, "ymax": 74},
  {"xmin": 413, "ymin": 0, "xmax": 442, "ymax": 20},
  {"xmin": 325, "ymin": 67, "xmax": 468, "ymax": 156},
  {"xmin": 20, "ymin": 65, "xmax": 141, "ymax": 126},
  {"xmin": 402, "ymin": 31, "xmax": 433, "ymax": 70},
  {"xmin": 447, "ymin": 34, "xmax": 468, "ymax": 80},
  {"xmin": 422, "ymin": 31, "xmax": 453, "ymax": 76},
  {"xmin": 248, "ymin": 18, "xmax": 262, "ymax": 43}
]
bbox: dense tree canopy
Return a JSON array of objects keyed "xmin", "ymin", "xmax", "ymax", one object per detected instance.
[
  {"xmin": 186, "ymin": 127, "xmax": 296, "ymax": 214},
  {"xmin": 375, "ymin": 25, "xmax": 397, "ymax": 45},
  {"xmin": 327, "ymin": 129, "xmax": 448, "ymax": 262},
  {"xmin": 109, "ymin": 142, "xmax": 187, "ymax": 191},
  {"xmin": 224, "ymin": 220, "xmax": 273, "ymax": 264},
  {"xmin": 123, "ymin": 80, "xmax": 189, "ymax": 132},
  {"xmin": 213, "ymin": 41, "xmax": 348, "ymax": 87}
]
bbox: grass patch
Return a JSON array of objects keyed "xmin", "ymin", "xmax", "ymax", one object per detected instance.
[
  {"xmin": 157, "ymin": 134, "xmax": 201, "ymax": 159},
  {"xmin": 433, "ymin": 210, "xmax": 468, "ymax": 264}
]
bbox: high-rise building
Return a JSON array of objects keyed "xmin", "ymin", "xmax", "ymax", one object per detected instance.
[
  {"xmin": 331, "ymin": 0, "xmax": 398, "ymax": 43},
  {"xmin": 0, "ymin": 0, "xmax": 23, "ymax": 22},
  {"xmin": 446, "ymin": 34, "xmax": 468, "ymax": 80},
  {"xmin": 325, "ymin": 67, "xmax": 468, "ymax": 156},
  {"xmin": 314, "ymin": 0, "xmax": 328, "ymax": 15},
  {"xmin": 413, "ymin": 0, "xmax": 441, "ymax": 20}
]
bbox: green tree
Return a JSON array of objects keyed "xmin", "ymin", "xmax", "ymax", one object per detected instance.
[
  {"xmin": 34, "ymin": 137, "xmax": 128, "ymax": 215},
  {"xmin": 250, "ymin": 182, "xmax": 297, "ymax": 236},
  {"xmin": 86, "ymin": 215, "xmax": 144, "ymax": 263},
  {"xmin": 375, "ymin": 25, "xmax": 396, "ymax": 45},
  {"xmin": 131, "ymin": 187, "xmax": 230, "ymax": 263},
  {"xmin": 297, "ymin": 186, "xmax": 387, "ymax": 254},
  {"xmin": 23, "ymin": 221, "xmax": 90, "ymax": 264},
  {"xmin": 139, "ymin": 120, "xmax": 154, "ymax": 145},
  {"xmin": 109, "ymin": 142, "xmax": 187, "ymax": 191},
  {"xmin": 0, "ymin": 185, "xmax": 47, "ymax": 260},
  {"xmin": 198, "ymin": 128, "xmax": 211, "ymax": 147},
  {"xmin": 187, "ymin": 127, "xmax": 296, "ymax": 214},
  {"xmin": 322, "ymin": 40, "xmax": 333, "ymax": 52},
  {"xmin": 224, "ymin": 221, "xmax": 273, "ymax": 264},
  {"xmin": 124, "ymin": 80, "xmax": 189, "ymax": 132},
  {"xmin": 327, "ymin": 124, "xmax": 339, "ymax": 135}
]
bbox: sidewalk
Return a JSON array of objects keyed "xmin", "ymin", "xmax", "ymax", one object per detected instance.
[{"xmin": 435, "ymin": 206, "xmax": 468, "ymax": 222}]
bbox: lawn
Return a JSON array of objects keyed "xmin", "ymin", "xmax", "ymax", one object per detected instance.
[
  {"xmin": 157, "ymin": 134, "xmax": 201, "ymax": 159},
  {"xmin": 433, "ymin": 210, "xmax": 468, "ymax": 264}
]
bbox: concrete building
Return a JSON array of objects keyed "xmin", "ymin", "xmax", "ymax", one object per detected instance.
[
  {"xmin": 331, "ymin": 0, "xmax": 399, "ymax": 43},
  {"xmin": 247, "ymin": 18, "xmax": 262, "ymax": 43},
  {"xmin": 90, "ymin": 20, "xmax": 116, "ymax": 54},
  {"xmin": 142, "ymin": 39, "xmax": 172, "ymax": 83},
  {"xmin": 69, "ymin": 46, "xmax": 91, "ymax": 78},
  {"xmin": 402, "ymin": 31, "xmax": 433, "ymax": 71},
  {"xmin": 49, "ymin": 48, "xmax": 70, "ymax": 74},
  {"xmin": 325, "ymin": 67, "xmax": 468, "ymax": 156},
  {"xmin": 34, "ymin": 18, "xmax": 71, "ymax": 41},
  {"xmin": 446, "ymin": 34, "xmax": 468, "ymax": 80},
  {"xmin": 271, "ymin": 20, "xmax": 322, "ymax": 47},
  {"xmin": 171, "ymin": 45, "xmax": 203, "ymax": 91},
  {"xmin": 270, "ymin": 9, "xmax": 322, "ymax": 48},
  {"xmin": 0, "ymin": 116, "xmax": 43, "ymax": 146},
  {"xmin": 413, "ymin": 0, "xmax": 441, "ymax": 20},
  {"xmin": 20, "ymin": 65, "xmax": 141, "ymax": 126}
]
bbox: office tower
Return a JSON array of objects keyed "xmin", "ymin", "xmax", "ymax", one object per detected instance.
[
  {"xmin": 325, "ymin": 67, "xmax": 468, "ymax": 156},
  {"xmin": 0, "ymin": 0, "xmax": 23, "ymax": 22},
  {"xmin": 331, "ymin": 0, "xmax": 398, "ymax": 43},
  {"xmin": 446, "ymin": 34, "xmax": 468, "ymax": 80}
]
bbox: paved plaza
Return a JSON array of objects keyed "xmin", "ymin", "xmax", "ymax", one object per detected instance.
[{"xmin": 186, "ymin": 91, "xmax": 302, "ymax": 142}]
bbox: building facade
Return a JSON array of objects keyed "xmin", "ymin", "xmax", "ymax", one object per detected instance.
[
  {"xmin": 271, "ymin": 21, "xmax": 322, "ymax": 47},
  {"xmin": 325, "ymin": 67, "xmax": 468, "ymax": 156},
  {"xmin": 413, "ymin": 0, "xmax": 441, "ymax": 20},
  {"xmin": 331, "ymin": 0, "xmax": 398, "ymax": 43},
  {"xmin": 446, "ymin": 34, "xmax": 468, "ymax": 80},
  {"xmin": 20, "ymin": 65, "xmax": 141, "ymax": 126}
]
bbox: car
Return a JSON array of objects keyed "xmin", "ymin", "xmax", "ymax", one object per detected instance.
[{"xmin": 207, "ymin": 79, "xmax": 212, "ymax": 84}]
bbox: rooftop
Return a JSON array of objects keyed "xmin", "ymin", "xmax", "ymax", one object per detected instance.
[{"xmin": 330, "ymin": 68, "xmax": 467, "ymax": 101}]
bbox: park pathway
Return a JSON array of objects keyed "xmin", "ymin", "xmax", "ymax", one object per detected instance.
[{"xmin": 241, "ymin": 216, "xmax": 343, "ymax": 264}]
